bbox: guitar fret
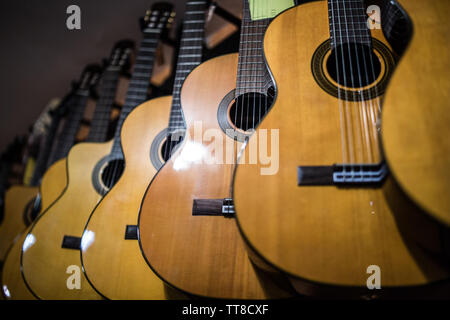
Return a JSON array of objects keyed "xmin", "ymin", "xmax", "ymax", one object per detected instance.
[
  {"xmin": 164, "ymin": 1, "xmax": 206, "ymax": 132},
  {"xmin": 184, "ymin": 20, "xmax": 205, "ymax": 24}
]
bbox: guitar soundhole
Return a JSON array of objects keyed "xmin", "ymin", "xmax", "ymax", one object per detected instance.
[
  {"xmin": 160, "ymin": 134, "xmax": 183, "ymax": 162},
  {"xmin": 229, "ymin": 91, "xmax": 273, "ymax": 132},
  {"xmin": 327, "ymin": 43, "xmax": 381, "ymax": 88},
  {"xmin": 101, "ymin": 159, "xmax": 125, "ymax": 189}
]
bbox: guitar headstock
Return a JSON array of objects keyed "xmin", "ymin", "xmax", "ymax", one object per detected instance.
[
  {"xmin": 106, "ymin": 40, "xmax": 134, "ymax": 72},
  {"xmin": 76, "ymin": 64, "xmax": 102, "ymax": 92},
  {"xmin": 140, "ymin": 2, "xmax": 175, "ymax": 33}
]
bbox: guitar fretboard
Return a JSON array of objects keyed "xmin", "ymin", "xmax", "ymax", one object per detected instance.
[
  {"xmin": 111, "ymin": 31, "xmax": 163, "ymax": 155},
  {"xmin": 328, "ymin": 0, "xmax": 371, "ymax": 48},
  {"xmin": 87, "ymin": 69, "xmax": 121, "ymax": 143},
  {"xmin": 30, "ymin": 96, "xmax": 70, "ymax": 186},
  {"xmin": 167, "ymin": 0, "xmax": 208, "ymax": 134},
  {"xmin": 47, "ymin": 91, "xmax": 89, "ymax": 166},
  {"xmin": 235, "ymin": 0, "xmax": 273, "ymax": 97}
]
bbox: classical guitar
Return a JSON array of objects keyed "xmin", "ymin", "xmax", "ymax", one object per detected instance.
[
  {"xmin": 138, "ymin": 0, "xmax": 294, "ymax": 299},
  {"xmin": 1, "ymin": 65, "xmax": 101, "ymax": 300},
  {"xmin": 21, "ymin": 5, "xmax": 171, "ymax": 300},
  {"xmin": 233, "ymin": 0, "xmax": 450, "ymax": 297},
  {"xmin": 0, "ymin": 105, "xmax": 58, "ymax": 261},
  {"xmin": 0, "ymin": 98, "xmax": 72, "ymax": 262},
  {"xmin": 0, "ymin": 65, "xmax": 102, "ymax": 265},
  {"xmin": 80, "ymin": 2, "xmax": 196, "ymax": 300},
  {"xmin": 381, "ymin": 1, "xmax": 450, "ymax": 228},
  {"xmin": 18, "ymin": 64, "xmax": 104, "ymax": 299}
]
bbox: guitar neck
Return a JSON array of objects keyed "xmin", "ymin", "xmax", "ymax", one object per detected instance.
[
  {"xmin": 167, "ymin": 0, "xmax": 208, "ymax": 134},
  {"xmin": 87, "ymin": 69, "xmax": 121, "ymax": 143},
  {"xmin": 235, "ymin": 0, "xmax": 273, "ymax": 97},
  {"xmin": 47, "ymin": 91, "xmax": 89, "ymax": 166},
  {"xmin": 111, "ymin": 31, "xmax": 163, "ymax": 155},
  {"xmin": 29, "ymin": 110, "xmax": 64, "ymax": 185},
  {"xmin": 328, "ymin": 0, "xmax": 371, "ymax": 48}
]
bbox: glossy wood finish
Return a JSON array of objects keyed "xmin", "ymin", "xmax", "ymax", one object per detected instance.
[
  {"xmin": 20, "ymin": 143, "xmax": 111, "ymax": 299},
  {"xmin": 0, "ymin": 186, "xmax": 38, "ymax": 261},
  {"xmin": 81, "ymin": 97, "xmax": 172, "ymax": 300},
  {"xmin": 1, "ymin": 158, "xmax": 67, "ymax": 300},
  {"xmin": 382, "ymin": 0, "xmax": 450, "ymax": 226},
  {"xmin": 1, "ymin": 227, "xmax": 35, "ymax": 299},
  {"xmin": 39, "ymin": 159, "xmax": 68, "ymax": 210},
  {"xmin": 139, "ymin": 54, "xmax": 292, "ymax": 299},
  {"xmin": 232, "ymin": 1, "xmax": 450, "ymax": 295}
]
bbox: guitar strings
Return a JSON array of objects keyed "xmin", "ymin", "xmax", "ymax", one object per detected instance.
[
  {"xmin": 104, "ymin": 32, "xmax": 159, "ymax": 195},
  {"xmin": 341, "ymin": 0, "xmax": 365, "ymax": 168},
  {"xmin": 344, "ymin": 0, "xmax": 369, "ymax": 169},
  {"xmin": 350, "ymin": 0, "xmax": 376, "ymax": 164},
  {"xmin": 330, "ymin": 0, "xmax": 349, "ymax": 176}
]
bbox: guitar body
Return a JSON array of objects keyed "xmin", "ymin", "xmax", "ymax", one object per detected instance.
[
  {"xmin": 232, "ymin": 1, "xmax": 450, "ymax": 297},
  {"xmin": 139, "ymin": 54, "xmax": 292, "ymax": 299},
  {"xmin": 382, "ymin": 0, "xmax": 450, "ymax": 226},
  {"xmin": 81, "ymin": 97, "xmax": 174, "ymax": 299},
  {"xmin": 0, "ymin": 186, "xmax": 38, "ymax": 261},
  {"xmin": 1, "ymin": 158, "xmax": 67, "ymax": 299},
  {"xmin": 2, "ymin": 227, "xmax": 36, "ymax": 299},
  {"xmin": 20, "ymin": 143, "xmax": 111, "ymax": 299}
]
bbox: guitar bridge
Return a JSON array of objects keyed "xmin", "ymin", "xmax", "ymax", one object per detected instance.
[
  {"xmin": 297, "ymin": 162, "xmax": 388, "ymax": 186},
  {"xmin": 61, "ymin": 235, "xmax": 81, "ymax": 250},
  {"xmin": 192, "ymin": 198, "xmax": 235, "ymax": 217}
]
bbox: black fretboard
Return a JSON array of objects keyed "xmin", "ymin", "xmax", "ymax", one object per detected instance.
[
  {"xmin": 46, "ymin": 91, "xmax": 89, "ymax": 167},
  {"xmin": 110, "ymin": 31, "xmax": 163, "ymax": 155},
  {"xmin": 328, "ymin": 0, "xmax": 371, "ymax": 48},
  {"xmin": 236, "ymin": 0, "xmax": 273, "ymax": 97},
  {"xmin": 30, "ymin": 95, "xmax": 71, "ymax": 186},
  {"xmin": 87, "ymin": 69, "xmax": 121, "ymax": 143},
  {"xmin": 167, "ymin": 0, "xmax": 208, "ymax": 134}
]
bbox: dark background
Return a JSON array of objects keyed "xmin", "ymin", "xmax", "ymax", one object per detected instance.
[{"xmin": 0, "ymin": 0, "xmax": 239, "ymax": 153}]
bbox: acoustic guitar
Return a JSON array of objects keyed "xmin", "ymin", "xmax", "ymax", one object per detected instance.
[
  {"xmin": 20, "ymin": 5, "xmax": 172, "ymax": 300},
  {"xmin": 1, "ymin": 64, "xmax": 101, "ymax": 299},
  {"xmin": 232, "ymin": 0, "xmax": 450, "ymax": 298},
  {"xmin": 17, "ymin": 63, "xmax": 106, "ymax": 299},
  {"xmin": 80, "ymin": 2, "xmax": 207, "ymax": 300},
  {"xmin": 0, "ymin": 99, "xmax": 67, "ymax": 261},
  {"xmin": 138, "ymin": 0, "xmax": 294, "ymax": 299}
]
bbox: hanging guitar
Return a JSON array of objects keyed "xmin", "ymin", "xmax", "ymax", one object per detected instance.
[
  {"xmin": 1, "ymin": 64, "xmax": 101, "ymax": 299},
  {"xmin": 138, "ymin": 0, "xmax": 294, "ymax": 299},
  {"xmin": 0, "ymin": 104, "xmax": 60, "ymax": 261},
  {"xmin": 21, "ymin": 5, "xmax": 171, "ymax": 300},
  {"xmin": 80, "ymin": 2, "xmax": 197, "ymax": 300},
  {"xmin": 232, "ymin": 0, "xmax": 450, "ymax": 298}
]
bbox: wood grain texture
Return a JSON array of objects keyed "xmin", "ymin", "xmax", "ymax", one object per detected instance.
[
  {"xmin": 20, "ymin": 143, "xmax": 111, "ymax": 299},
  {"xmin": 232, "ymin": 1, "xmax": 450, "ymax": 294},
  {"xmin": 0, "ymin": 186, "xmax": 38, "ymax": 261},
  {"xmin": 1, "ymin": 159, "xmax": 67, "ymax": 300},
  {"xmin": 139, "ymin": 54, "xmax": 293, "ymax": 299},
  {"xmin": 39, "ymin": 159, "xmax": 68, "ymax": 210},
  {"xmin": 382, "ymin": 0, "xmax": 450, "ymax": 226},
  {"xmin": 81, "ymin": 97, "xmax": 173, "ymax": 300}
]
